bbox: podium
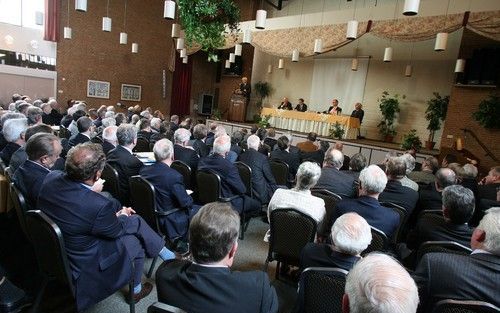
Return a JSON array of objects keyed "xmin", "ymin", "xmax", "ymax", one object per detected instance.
[{"xmin": 229, "ymin": 94, "xmax": 247, "ymax": 122}]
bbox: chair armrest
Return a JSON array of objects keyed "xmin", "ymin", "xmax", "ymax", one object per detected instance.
[
  {"xmin": 155, "ymin": 208, "xmax": 184, "ymax": 216},
  {"xmin": 219, "ymin": 194, "xmax": 242, "ymax": 202}
]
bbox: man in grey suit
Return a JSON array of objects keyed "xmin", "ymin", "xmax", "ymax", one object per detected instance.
[{"xmin": 315, "ymin": 147, "xmax": 357, "ymax": 198}]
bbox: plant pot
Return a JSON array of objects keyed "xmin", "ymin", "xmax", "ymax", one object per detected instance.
[
  {"xmin": 385, "ymin": 135, "xmax": 394, "ymax": 143},
  {"xmin": 425, "ymin": 141, "xmax": 436, "ymax": 150}
]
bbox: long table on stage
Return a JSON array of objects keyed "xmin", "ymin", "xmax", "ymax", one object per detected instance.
[{"xmin": 261, "ymin": 107, "xmax": 361, "ymax": 139}]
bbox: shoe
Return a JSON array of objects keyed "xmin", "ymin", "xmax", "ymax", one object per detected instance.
[
  {"xmin": 126, "ymin": 282, "xmax": 153, "ymax": 304},
  {"xmin": 0, "ymin": 278, "xmax": 31, "ymax": 313}
]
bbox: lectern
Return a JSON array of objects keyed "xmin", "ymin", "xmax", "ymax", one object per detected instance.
[{"xmin": 229, "ymin": 94, "xmax": 247, "ymax": 122}]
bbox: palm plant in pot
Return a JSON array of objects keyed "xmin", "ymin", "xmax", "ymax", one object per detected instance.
[
  {"xmin": 254, "ymin": 81, "xmax": 272, "ymax": 108},
  {"xmin": 377, "ymin": 91, "xmax": 404, "ymax": 142},
  {"xmin": 425, "ymin": 92, "xmax": 449, "ymax": 149}
]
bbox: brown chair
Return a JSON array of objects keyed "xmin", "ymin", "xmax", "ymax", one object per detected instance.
[{"xmin": 432, "ymin": 299, "xmax": 500, "ymax": 313}]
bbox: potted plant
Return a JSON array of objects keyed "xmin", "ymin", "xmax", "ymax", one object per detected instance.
[
  {"xmin": 254, "ymin": 81, "xmax": 272, "ymax": 108},
  {"xmin": 329, "ymin": 122, "xmax": 345, "ymax": 139},
  {"xmin": 425, "ymin": 92, "xmax": 449, "ymax": 149},
  {"xmin": 257, "ymin": 114, "xmax": 271, "ymax": 128},
  {"xmin": 472, "ymin": 93, "xmax": 500, "ymax": 129},
  {"xmin": 211, "ymin": 108, "xmax": 222, "ymax": 121},
  {"xmin": 401, "ymin": 129, "xmax": 422, "ymax": 151},
  {"xmin": 377, "ymin": 91, "xmax": 404, "ymax": 142}
]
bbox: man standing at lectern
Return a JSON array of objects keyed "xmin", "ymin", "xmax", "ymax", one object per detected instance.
[{"xmin": 239, "ymin": 77, "xmax": 251, "ymax": 103}]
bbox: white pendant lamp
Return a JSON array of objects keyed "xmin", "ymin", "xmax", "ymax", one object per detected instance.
[
  {"xmin": 64, "ymin": 27, "xmax": 72, "ymax": 39},
  {"xmin": 132, "ymin": 43, "xmax": 139, "ymax": 53},
  {"xmin": 234, "ymin": 44, "xmax": 242, "ymax": 56},
  {"xmin": 164, "ymin": 0, "xmax": 176, "ymax": 19},
  {"xmin": 255, "ymin": 10, "xmax": 267, "ymax": 29},
  {"xmin": 243, "ymin": 29, "xmax": 252, "ymax": 44},
  {"xmin": 225, "ymin": 60, "xmax": 231, "ymax": 69},
  {"xmin": 403, "ymin": 0, "xmax": 420, "ymax": 16},
  {"xmin": 176, "ymin": 37, "xmax": 184, "ymax": 50},
  {"xmin": 346, "ymin": 20, "xmax": 359, "ymax": 40},
  {"xmin": 455, "ymin": 59, "xmax": 465, "ymax": 72},
  {"xmin": 102, "ymin": 17, "xmax": 112, "ymax": 32},
  {"xmin": 171, "ymin": 23, "xmax": 180, "ymax": 38},
  {"xmin": 292, "ymin": 49, "xmax": 299, "ymax": 62},
  {"xmin": 384, "ymin": 47, "xmax": 393, "ymax": 62},
  {"xmin": 278, "ymin": 59, "xmax": 284, "ymax": 69},
  {"xmin": 434, "ymin": 32, "xmax": 448, "ymax": 51},
  {"xmin": 180, "ymin": 48, "xmax": 187, "ymax": 58},
  {"xmin": 119, "ymin": 32, "xmax": 127, "ymax": 44},
  {"xmin": 267, "ymin": 64, "xmax": 272, "ymax": 74},
  {"xmin": 229, "ymin": 53, "xmax": 236, "ymax": 63},
  {"xmin": 75, "ymin": 0, "xmax": 87, "ymax": 12},
  {"xmin": 314, "ymin": 39, "xmax": 323, "ymax": 54},
  {"xmin": 405, "ymin": 65, "xmax": 413, "ymax": 77},
  {"xmin": 182, "ymin": 56, "xmax": 188, "ymax": 64},
  {"xmin": 351, "ymin": 58, "xmax": 359, "ymax": 71}
]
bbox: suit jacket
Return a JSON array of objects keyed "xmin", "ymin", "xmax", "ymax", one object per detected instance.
[
  {"xmin": 0, "ymin": 142, "xmax": 21, "ymax": 166},
  {"xmin": 379, "ymin": 179, "xmax": 419, "ymax": 216},
  {"xmin": 68, "ymin": 133, "xmax": 90, "ymax": 147},
  {"xmin": 106, "ymin": 145, "xmax": 144, "ymax": 206},
  {"xmin": 239, "ymin": 83, "xmax": 251, "ymax": 100},
  {"xmin": 334, "ymin": 196, "xmax": 400, "ymax": 238},
  {"xmin": 295, "ymin": 103, "xmax": 308, "ymax": 112},
  {"xmin": 37, "ymin": 171, "xmax": 163, "ymax": 311},
  {"xmin": 13, "ymin": 160, "xmax": 50, "ymax": 210},
  {"xmin": 478, "ymin": 183, "xmax": 500, "ymax": 201},
  {"xmin": 315, "ymin": 167, "xmax": 357, "ymax": 198},
  {"xmin": 140, "ymin": 162, "xmax": 195, "ymax": 239},
  {"xmin": 137, "ymin": 130, "xmax": 152, "ymax": 141},
  {"xmin": 174, "ymin": 144, "xmax": 199, "ymax": 171},
  {"xmin": 156, "ymin": 260, "xmax": 278, "ymax": 313},
  {"xmin": 192, "ymin": 139, "xmax": 209, "ymax": 157},
  {"xmin": 300, "ymin": 149, "xmax": 325, "ymax": 166},
  {"xmin": 42, "ymin": 112, "xmax": 58, "ymax": 125},
  {"xmin": 270, "ymin": 149, "xmax": 300, "ymax": 176},
  {"xmin": 8, "ymin": 146, "xmax": 27, "ymax": 173},
  {"xmin": 327, "ymin": 106, "xmax": 342, "ymax": 114},
  {"xmin": 418, "ymin": 185, "xmax": 443, "ymax": 211},
  {"xmin": 300, "ymin": 243, "xmax": 360, "ymax": 271},
  {"xmin": 350, "ymin": 109, "xmax": 364, "ymax": 123},
  {"xmin": 263, "ymin": 138, "xmax": 277, "ymax": 151},
  {"xmin": 414, "ymin": 252, "xmax": 500, "ymax": 310},
  {"xmin": 102, "ymin": 140, "xmax": 116, "ymax": 156},
  {"xmin": 239, "ymin": 149, "xmax": 277, "ymax": 204},
  {"xmin": 278, "ymin": 102, "xmax": 293, "ymax": 110},
  {"xmin": 296, "ymin": 140, "xmax": 318, "ymax": 153}
]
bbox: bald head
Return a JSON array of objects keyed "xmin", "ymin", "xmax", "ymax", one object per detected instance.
[
  {"xmin": 213, "ymin": 135, "xmax": 231, "ymax": 156},
  {"xmin": 247, "ymin": 134, "xmax": 260, "ymax": 150},
  {"xmin": 334, "ymin": 142, "xmax": 344, "ymax": 151},
  {"xmin": 324, "ymin": 147, "xmax": 344, "ymax": 169},
  {"xmin": 435, "ymin": 168, "xmax": 457, "ymax": 191},
  {"xmin": 331, "ymin": 213, "xmax": 372, "ymax": 256},
  {"xmin": 65, "ymin": 143, "xmax": 106, "ymax": 182}
]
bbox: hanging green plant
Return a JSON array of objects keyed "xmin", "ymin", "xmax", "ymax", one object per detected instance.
[
  {"xmin": 178, "ymin": 0, "xmax": 240, "ymax": 62},
  {"xmin": 472, "ymin": 94, "xmax": 500, "ymax": 129}
]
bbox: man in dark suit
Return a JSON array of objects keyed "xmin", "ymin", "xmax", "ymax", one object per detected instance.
[
  {"xmin": 239, "ymin": 135, "xmax": 278, "ymax": 205},
  {"xmin": 277, "ymin": 97, "xmax": 293, "ymax": 110},
  {"xmin": 326, "ymin": 99, "xmax": 342, "ymax": 115},
  {"xmin": 68, "ymin": 116, "xmax": 93, "ymax": 148},
  {"xmin": 262, "ymin": 128, "xmax": 278, "ymax": 151},
  {"xmin": 478, "ymin": 166, "xmax": 500, "ymax": 201},
  {"xmin": 198, "ymin": 135, "xmax": 260, "ymax": 214},
  {"xmin": 13, "ymin": 133, "xmax": 62, "ymax": 210},
  {"xmin": 192, "ymin": 124, "xmax": 209, "ymax": 157},
  {"xmin": 239, "ymin": 77, "xmax": 251, "ymax": 104},
  {"xmin": 407, "ymin": 185, "xmax": 474, "ymax": 250},
  {"xmin": 102, "ymin": 125, "xmax": 118, "ymax": 155},
  {"xmin": 414, "ymin": 207, "xmax": 500, "ymax": 310},
  {"xmin": 315, "ymin": 147, "xmax": 357, "ymax": 198},
  {"xmin": 334, "ymin": 165, "xmax": 399, "ymax": 239},
  {"xmin": 419, "ymin": 168, "xmax": 457, "ymax": 211},
  {"xmin": 37, "ymin": 143, "xmax": 175, "ymax": 311},
  {"xmin": 156, "ymin": 202, "xmax": 278, "ymax": 313},
  {"xmin": 173, "ymin": 128, "xmax": 199, "ymax": 171},
  {"xmin": 107, "ymin": 124, "xmax": 144, "ymax": 206},
  {"xmin": 9, "ymin": 124, "xmax": 54, "ymax": 173},
  {"xmin": 137, "ymin": 118, "xmax": 152, "ymax": 141},
  {"xmin": 300, "ymin": 213, "xmax": 370, "ymax": 271},
  {"xmin": 0, "ymin": 118, "xmax": 27, "ymax": 166},
  {"xmin": 379, "ymin": 157, "xmax": 419, "ymax": 216},
  {"xmin": 294, "ymin": 98, "xmax": 308, "ymax": 112},
  {"xmin": 270, "ymin": 135, "xmax": 300, "ymax": 177},
  {"xmin": 140, "ymin": 139, "xmax": 200, "ymax": 251}
]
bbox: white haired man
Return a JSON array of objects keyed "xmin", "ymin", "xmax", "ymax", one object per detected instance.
[
  {"xmin": 0, "ymin": 118, "xmax": 27, "ymax": 166},
  {"xmin": 173, "ymin": 127, "xmax": 199, "ymax": 171},
  {"xmin": 315, "ymin": 147, "xmax": 357, "ymax": 198},
  {"xmin": 102, "ymin": 125, "xmax": 118, "ymax": 155},
  {"xmin": 343, "ymin": 253, "xmax": 419, "ymax": 313}
]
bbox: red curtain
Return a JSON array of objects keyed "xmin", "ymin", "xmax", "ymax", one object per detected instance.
[
  {"xmin": 170, "ymin": 55, "xmax": 193, "ymax": 117},
  {"xmin": 44, "ymin": 0, "xmax": 59, "ymax": 42}
]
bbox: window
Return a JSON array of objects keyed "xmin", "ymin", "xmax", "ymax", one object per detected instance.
[{"xmin": 0, "ymin": 0, "xmax": 45, "ymax": 30}]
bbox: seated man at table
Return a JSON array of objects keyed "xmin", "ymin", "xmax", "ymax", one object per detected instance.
[
  {"xmin": 295, "ymin": 98, "xmax": 308, "ymax": 112},
  {"xmin": 277, "ymin": 97, "xmax": 293, "ymax": 110},
  {"xmin": 326, "ymin": 99, "xmax": 342, "ymax": 115},
  {"xmin": 156, "ymin": 202, "xmax": 278, "ymax": 313}
]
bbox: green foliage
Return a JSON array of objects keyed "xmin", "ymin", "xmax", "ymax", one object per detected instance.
[
  {"xmin": 377, "ymin": 91, "xmax": 405, "ymax": 137},
  {"xmin": 425, "ymin": 92, "xmax": 449, "ymax": 142},
  {"xmin": 472, "ymin": 94, "xmax": 500, "ymax": 129},
  {"xmin": 329, "ymin": 122, "xmax": 345, "ymax": 139},
  {"xmin": 254, "ymin": 81, "xmax": 273, "ymax": 107},
  {"xmin": 401, "ymin": 129, "xmax": 423, "ymax": 151},
  {"xmin": 178, "ymin": 0, "xmax": 240, "ymax": 62},
  {"xmin": 211, "ymin": 108, "xmax": 221, "ymax": 120},
  {"xmin": 257, "ymin": 114, "xmax": 271, "ymax": 128}
]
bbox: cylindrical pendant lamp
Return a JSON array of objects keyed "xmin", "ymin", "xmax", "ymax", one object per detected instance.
[
  {"xmin": 164, "ymin": 0, "xmax": 175, "ymax": 19},
  {"xmin": 176, "ymin": 37, "xmax": 184, "ymax": 50},
  {"xmin": 292, "ymin": 49, "xmax": 299, "ymax": 62},
  {"xmin": 182, "ymin": 56, "xmax": 188, "ymax": 64},
  {"xmin": 180, "ymin": 48, "xmax": 187, "ymax": 58},
  {"xmin": 234, "ymin": 44, "xmax": 242, "ymax": 56},
  {"xmin": 64, "ymin": 27, "xmax": 72, "ymax": 39},
  {"xmin": 403, "ymin": 0, "xmax": 420, "ymax": 16},
  {"xmin": 243, "ymin": 29, "xmax": 252, "ymax": 44},
  {"xmin": 455, "ymin": 59, "xmax": 465, "ymax": 72},
  {"xmin": 119, "ymin": 32, "xmax": 128, "ymax": 44},
  {"xmin": 278, "ymin": 59, "xmax": 284, "ymax": 69},
  {"xmin": 384, "ymin": 47, "xmax": 393, "ymax": 62},
  {"xmin": 171, "ymin": 23, "xmax": 180, "ymax": 38},
  {"xmin": 102, "ymin": 17, "xmax": 112, "ymax": 32},
  {"xmin": 267, "ymin": 64, "xmax": 272, "ymax": 74},
  {"xmin": 75, "ymin": 0, "xmax": 87, "ymax": 12},
  {"xmin": 434, "ymin": 32, "xmax": 448, "ymax": 51},
  {"xmin": 255, "ymin": 10, "xmax": 267, "ymax": 29},
  {"xmin": 229, "ymin": 53, "xmax": 236, "ymax": 63},
  {"xmin": 314, "ymin": 39, "xmax": 322, "ymax": 54},
  {"xmin": 405, "ymin": 65, "xmax": 413, "ymax": 77},
  {"xmin": 346, "ymin": 20, "xmax": 359, "ymax": 40},
  {"xmin": 351, "ymin": 58, "xmax": 359, "ymax": 71},
  {"xmin": 225, "ymin": 60, "xmax": 231, "ymax": 69},
  {"xmin": 132, "ymin": 43, "xmax": 139, "ymax": 53}
]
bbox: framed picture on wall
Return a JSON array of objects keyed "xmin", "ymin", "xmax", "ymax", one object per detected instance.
[
  {"xmin": 87, "ymin": 80, "xmax": 110, "ymax": 99},
  {"xmin": 121, "ymin": 84, "xmax": 142, "ymax": 102}
]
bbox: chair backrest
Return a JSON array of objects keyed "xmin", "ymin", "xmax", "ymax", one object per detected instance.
[
  {"xmin": 58, "ymin": 127, "xmax": 71, "ymax": 139},
  {"xmin": 101, "ymin": 163, "xmax": 121, "ymax": 200},
  {"xmin": 432, "ymin": 299, "xmax": 500, "ymax": 313},
  {"xmin": 361, "ymin": 226, "xmax": 388, "ymax": 256},
  {"xmin": 268, "ymin": 208, "xmax": 317, "ymax": 266},
  {"xmin": 10, "ymin": 183, "xmax": 30, "ymax": 239},
  {"xmin": 235, "ymin": 161, "xmax": 253, "ymax": 197},
  {"xmin": 133, "ymin": 137, "xmax": 151, "ymax": 152},
  {"xmin": 298, "ymin": 267, "xmax": 348, "ymax": 313},
  {"xmin": 91, "ymin": 136, "xmax": 103, "ymax": 144},
  {"xmin": 269, "ymin": 160, "xmax": 289, "ymax": 186},
  {"xmin": 25, "ymin": 210, "xmax": 75, "ymax": 295},
  {"xmin": 4, "ymin": 166, "xmax": 13, "ymax": 183},
  {"xmin": 416, "ymin": 241, "xmax": 472, "ymax": 265},
  {"xmin": 380, "ymin": 201, "xmax": 408, "ymax": 243},
  {"xmin": 171, "ymin": 160, "xmax": 192, "ymax": 190},
  {"xmin": 418, "ymin": 209, "xmax": 443, "ymax": 220},
  {"xmin": 148, "ymin": 302, "xmax": 187, "ymax": 313},
  {"xmin": 196, "ymin": 169, "xmax": 222, "ymax": 204},
  {"xmin": 310, "ymin": 188, "xmax": 342, "ymax": 237},
  {"xmin": 129, "ymin": 176, "xmax": 161, "ymax": 235}
]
